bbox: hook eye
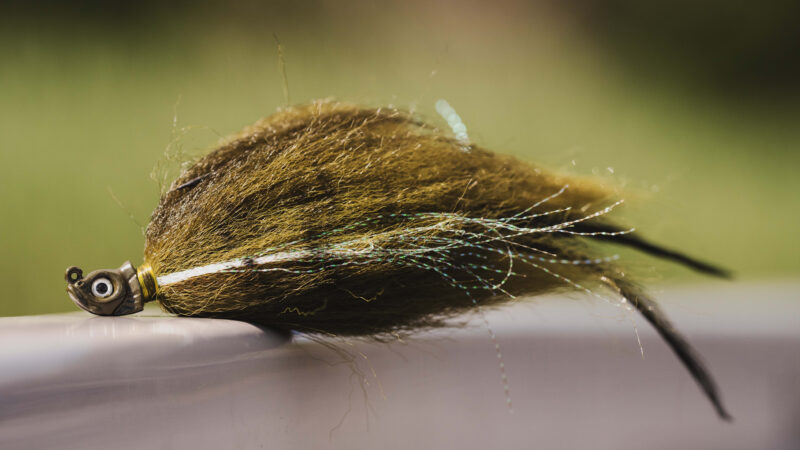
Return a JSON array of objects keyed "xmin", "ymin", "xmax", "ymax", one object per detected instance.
[{"xmin": 65, "ymin": 267, "xmax": 83, "ymax": 284}]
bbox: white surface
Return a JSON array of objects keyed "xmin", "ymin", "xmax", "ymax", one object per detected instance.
[{"xmin": 0, "ymin": 282, "xmax": 799, "ymax": 449}]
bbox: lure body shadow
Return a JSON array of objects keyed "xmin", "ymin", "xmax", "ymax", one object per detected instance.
[{"xmin": 66, "ymin": 101, "xmax": 731, "ymax": 419}]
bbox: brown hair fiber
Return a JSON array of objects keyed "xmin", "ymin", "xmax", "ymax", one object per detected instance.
[{"xmin": 144, "ymin": 101, "xmax": 730, "ymax": 419}]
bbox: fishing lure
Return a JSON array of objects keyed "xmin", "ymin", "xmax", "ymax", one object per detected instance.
[{"xmin": 65, "ymin": 101, "xmax": 731, "ymax": 419}]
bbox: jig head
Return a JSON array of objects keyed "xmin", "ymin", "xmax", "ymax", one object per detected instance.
[{"xmin": 65, "ymin": 262, "xmax": 157, "ymax": 316}]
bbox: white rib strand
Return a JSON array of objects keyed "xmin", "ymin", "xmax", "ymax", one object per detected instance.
[{"xmin": 157, "ymin": 249, "xmax": 313, "ymax": 286}]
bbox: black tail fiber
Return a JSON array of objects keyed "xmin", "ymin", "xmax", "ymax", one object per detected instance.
[{"xmin": 602, "ymin": 276, "xmax": 732, "ymax": 421}]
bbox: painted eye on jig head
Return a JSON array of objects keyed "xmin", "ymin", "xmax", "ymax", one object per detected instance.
[
  {"xmin": 91, "ymin": 278, "xmax": 114, "ymax": 298},
  {"xmin": 65, "ymin": 101, "xmax": 732, "ymax": 420}
]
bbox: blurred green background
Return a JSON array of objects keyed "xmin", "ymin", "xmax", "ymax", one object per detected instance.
[{"xmin": 1, "ymin": 0, "xmax": 798, "ymax": 316}]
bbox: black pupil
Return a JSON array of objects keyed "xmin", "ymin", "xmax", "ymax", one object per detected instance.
[{"xmin": 96, "ymin": 282, "xmax": 109, "ymax": 295}]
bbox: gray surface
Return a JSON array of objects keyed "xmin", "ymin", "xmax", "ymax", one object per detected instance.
[{"xmin": 0, "ymin": 282, "xmax": 798, "ymax": 449}]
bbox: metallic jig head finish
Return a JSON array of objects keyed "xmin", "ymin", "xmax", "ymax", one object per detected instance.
[{"xmin": 65, "ymin": 262, "xmax": 157, "ymax": 316}]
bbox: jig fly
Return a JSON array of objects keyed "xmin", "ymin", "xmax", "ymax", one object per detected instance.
[{"xmin": 65, "ymin": 101, "xmax": 731, "ymax": 420}]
